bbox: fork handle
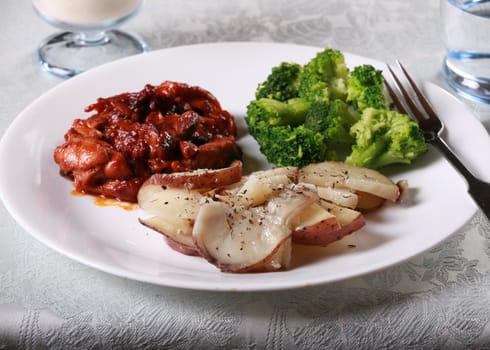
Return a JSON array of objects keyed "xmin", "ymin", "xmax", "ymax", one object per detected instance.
[{"xmin": 433, "ymin": 135, "xmax": 490, "ymax": 221}]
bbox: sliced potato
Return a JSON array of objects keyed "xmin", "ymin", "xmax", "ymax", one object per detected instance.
[
  {"xmin": 292, "ymin": 203, "xmax": 341, "ymax": 246},
  {"xmin": 192, "ymin": 184, "xmax": 317, "ymax": 273},
  {"xmin": 396, "ymin": 179, "xmax": 411, "ymax": 205},
  {"xmin": 137, "ymin": 158, "xmax": 403, "ymax": 273},
  {"xmin": 219, "ymin": 166, "xmax": 298, "ymax": 208},
  {"xmin": 293, "ymin": 203, "xmax": 337, "ymax": 229},
  {"xmin": 139, "ymin": 215, "xmax": 198, "ymax": 255},
  {"xmin": 137, "ymin": 184, "xmax": 203, "ymax": 256},
  {"xmin": 264, "ymin": 237, "xmax": 292, "ymax": 271},
  {"xmin": 316, "ymin": 185, "xmax": 358, "ymax": 209},
  {"xmin": 164, "ymin": 236, "xmax": 201, "ymax": 256},
  {"xmin": 356, "ymin": 191, "xmax": 386, "ymax": 212},
  {"xmin": 316, "ymin": 185, "xmax": 385, "ymax": 212},
  {"xmin": 299, "ymin": 161, "xmax": 400, "ymax": 202},
  {"xmin": 137, "ymin": 184, "xmax": 203, "ymax": 219},
  {"xmin": 142, "ymin": 160, "xmax": 242, "ymax": 190},
  {"xmin": 318, "ymin": 200, "xmax": 366, "ymax": 244}
]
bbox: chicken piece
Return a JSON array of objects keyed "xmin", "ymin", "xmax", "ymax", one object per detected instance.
[
  {"xmin": 53, "ymin": 81, "xmax": 241, "ymax": 202},
  {"xmin": 54, "ymin": 138, "xmax": 111, "ymax": 174}
]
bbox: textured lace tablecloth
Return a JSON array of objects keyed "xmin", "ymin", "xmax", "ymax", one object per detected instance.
[{"xmin": 1, "ymin": 0, "xmax": 490, "ymax": 349}]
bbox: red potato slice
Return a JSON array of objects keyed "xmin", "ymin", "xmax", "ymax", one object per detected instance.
[
  {"xmin": 136, "ymin": 159, "xmax": 401, "ymax": 273},
  {"xmin": 192, "ymin": 184, "xmax": 318, "ymax": 273},
  {"xmin": 137, "ymin": 183, "xmax": 204, "ymax": 256},
  {"xmin": 316, "ymin": 185, "xmax": 385, "ymax": 213},
  {"xmin": 292, "ymin": 202, "xmax": 341, "ymax": 246},
  {"xmin": 142, "ymin": 160, "xmax": 243, "ymax": 190},
  {"xmin": 137, "ymin": 184, "xmax": 203, "ymax": 219},
  {"xmin": 396, "ymin": 179, "xmax": 411, "ymax": 205},
  {"xmin": 265, "ymin": 237, "xmax": 292, "ymax": 271},
  {"xmin": 299, "ymin": 161, "xmax": 400, "ymax": 202},
  {"xmin": 356, "ymin": 191, "xmax": 386, "ymax": 212},
  {"xmin": 233, "ymin": 237, "xmax": 294, "ymax": 273},
  {"xmin": 221, "ymin": 166, "xmax": 298, "ymax": 207},
  {"xmin": 164, "ymin": 236, "xmax": 201, "ymax": 256},
  {"xmin": 318, "ymin": 200, "xmax": 366, "ymax": 244},
  {"xmin": 316, "ymin": 186, "xmax": 359, "ymax": 209},
  {"xmin": 139, "ymin": 215, "xmax": 199, "ymax": 255}
]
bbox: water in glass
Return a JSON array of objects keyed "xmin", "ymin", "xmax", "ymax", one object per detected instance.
[{"xmin": 441, "ymin": 0, "xmax": 490, "ymax": 103}]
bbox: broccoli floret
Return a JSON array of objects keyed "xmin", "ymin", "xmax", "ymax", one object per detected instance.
[
  {"xmin": 304, "ymin": 99, "xmax": 360, "ymax": 160},
  {"xmin": 347, "ymin": 64, "xmax": 389, "ymax": 111},
  {"xmin": 255, "ymin": 62, "xmax": 302, "ymax": 101},
  {"xmin": 346, "ymin": 108, "xmax": 428, "ymax": 169},
  {"xmin": 298, "ymin": 48, "xmax": 349, "ymax": 103},
  {"xmin": 252, "ymin": 123, "xmax": 326, "ymax": 167},
  {"xmin": 303, "ymin": 100, "xmax": 330, "ymax": 133},
  {"xmin": 246, "ymin": 98, "xmax": 310, "ymax": 133},
  {"xmin": 246, "ymin": 48, "xmax": 427, "ymax": 170}
]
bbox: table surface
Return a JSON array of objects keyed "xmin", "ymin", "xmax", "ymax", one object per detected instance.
[{"xmin": 2, "ymin": 0, "xmax": 490, "ymax": 349}]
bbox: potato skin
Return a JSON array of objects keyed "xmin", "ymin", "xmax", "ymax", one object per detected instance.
[
  {"xmin": 330, "ymin": 214, "xmax": 365, "ymax": 240},
  {"xmin": 292, "ymin": 216, "xmax": 340, "ymax": 246},
  {"xmin": 142, "ymin": 160, "xmax": 242, "ymax": 190},
  {"xmin": 164, "ymin": 236, "xmax": 201, "ymax": 256},
  {"xmin": 138, "ymin": 217, "xmax": 200, "ymax": 256},
  {"xmin": 293, "ymin": 214, "xmax": 365, "ymax": 246},
  {"xmin": 299, "ymin": 160, "xmax": 400, "ymax": 202},
  {"xmin": 195, "ymin": 234, "xmax": 292, "ymax": 273},
  {"xmin": 137, "ymin": 159, "xmax": 401, "ymax": 273}
]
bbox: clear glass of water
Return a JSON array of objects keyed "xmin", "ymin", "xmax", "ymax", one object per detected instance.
[
  {"xmin": 33, "ymin": 0, "xmax": 148, "ymax": 78},
  {"xmin": 440, "ymin": 0, "xmax": 490, "ymax": 103}
]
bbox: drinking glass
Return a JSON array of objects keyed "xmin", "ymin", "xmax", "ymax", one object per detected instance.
[
  {"xmin": 33, "ymin": 0, "xmax": 148, "ymax": 78},
  {"xmin": 440, "ymin": 0, "xmax": 490, "ymax": 103}
]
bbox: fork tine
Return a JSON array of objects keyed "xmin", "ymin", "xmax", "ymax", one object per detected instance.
[
  {"xmin": 386, "ymin": 64, "xmax": 428, "ymax": 127},
  {"xmin": 395, "ymin": 60, "xmax": 439, "ymax": 122}
]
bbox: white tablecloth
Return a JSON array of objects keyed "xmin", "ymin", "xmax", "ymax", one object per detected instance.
[{"xmin": 1, "ymin": 0, "xmax": 490, "ymax": 348}]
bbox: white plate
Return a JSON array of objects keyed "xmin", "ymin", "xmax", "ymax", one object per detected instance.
[{"xmin": 1, "ymin": 42, "xmax": 489, "ymax": 292}]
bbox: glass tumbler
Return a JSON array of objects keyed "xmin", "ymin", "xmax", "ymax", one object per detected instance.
[
  {"xmin": 33, "ymin": 0, "xmax": 148, "ymax": 78},
  {"xmin": 440, "ymin": 0, "xmax": 490, "ymax": 103}
]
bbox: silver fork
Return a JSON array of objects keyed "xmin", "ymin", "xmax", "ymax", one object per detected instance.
[{"xmin": 385, "ymin": 61, "xmax": 490, "ymax": 222}]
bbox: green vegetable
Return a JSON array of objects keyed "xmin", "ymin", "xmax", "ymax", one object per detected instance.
[
  {"xmin": 346, "ymin": 108, "xmax": 428, "ymax": 169},
  {"xmin": 252, "ymin": 123, "xmax": 326, "ymax": 168},
  {"xmin": 304, "ymin": 99, "xmax": 360, "ymax": 160},
  {"xmin": 245, "ymin": 47, "xmax": 427, "ymax": 169},
  {"xmin": 255, "ymin": 62, "xmax": 302, "ymax": 101},
  {"xmin": 347, "ymin": 64, "xmax": 389, "ymax": 111},
  {"xmin": 246, "ymin": 97, "xmax": 310, "ymax": 130},
  {"xmin": 246, "ymin": 98, "xmax": 325, "ymax": 167},
  {"xmin": 298, "ymin": 48, "xmax": 349, "ymax": 103}
]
